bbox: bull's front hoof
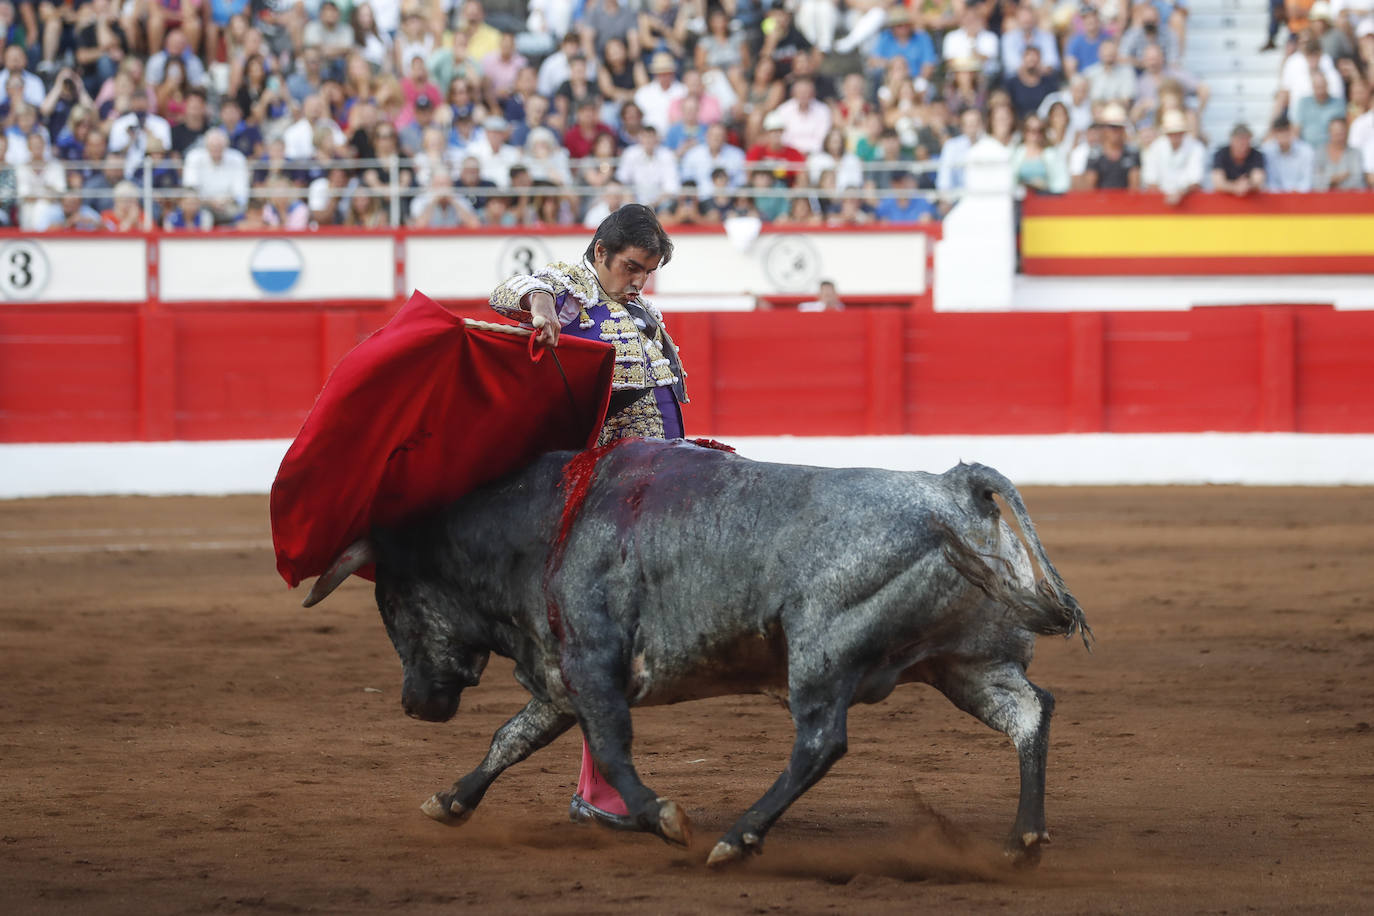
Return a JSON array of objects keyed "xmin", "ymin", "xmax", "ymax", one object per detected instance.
[
  {"xmin": 706, "ymin": 841, "xmax": 741, "ymax": 867},
  {"xmin": 421, "ymin": 793, "xmax": 473, "ymax": 826},
  {"xmin": 706, "ymin": 830, "xmax": 762, "ymax": 867},
  {"xmin": 1004, "ymin": 830, "xmax": 1048, "ymax": 869},
  {"xmin": 656, "ymin": 799, "xmax": 692, "ymax": 848}
]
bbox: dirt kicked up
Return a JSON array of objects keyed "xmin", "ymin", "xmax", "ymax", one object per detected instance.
[{"xmin": 2, "ymin": 487, "xmax": 1372, "ymax": 914}]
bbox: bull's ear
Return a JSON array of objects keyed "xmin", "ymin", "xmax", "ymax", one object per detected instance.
[{"xmin": 302, "ymin": 539, "xmax": 376, "ymax": 607}]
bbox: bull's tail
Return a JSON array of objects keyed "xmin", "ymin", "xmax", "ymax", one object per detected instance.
[{"xmin": 939, "ymin": 464, "xmax": 1093, "ymax": 651}]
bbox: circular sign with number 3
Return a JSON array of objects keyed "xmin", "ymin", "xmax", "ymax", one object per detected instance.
[
  {"xmin": 497, "ymin": 238, "xmax": 554, "ymax": 284},
  {"xmin": 0, "ymin": 240, "xmax": 51, "ymax": 301}
]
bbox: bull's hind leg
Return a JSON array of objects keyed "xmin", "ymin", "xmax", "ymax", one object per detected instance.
[
  {"xmin": 559, "ymin": 639, "xmax": 692, "ymax": 847},
  {"xmin": 706, "ymin": 673, "xmax": 859, "ymax": 867},
  {"xmin": 422, "ymin": 698, "xmax": 574, "ymax": 825},
  {"xmin": 932, "ymin": 660, "xmax": 1055, "ymax": 866}
]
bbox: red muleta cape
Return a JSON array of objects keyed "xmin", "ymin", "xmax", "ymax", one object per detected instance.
[{"xmin": 270, "ymin": 291, "xmax": 615, "ymax": 589}]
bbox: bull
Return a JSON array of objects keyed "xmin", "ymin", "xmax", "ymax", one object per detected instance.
[{"xmin": 305, "ymin": 438, "xmax": 1092, "ymax": 866}]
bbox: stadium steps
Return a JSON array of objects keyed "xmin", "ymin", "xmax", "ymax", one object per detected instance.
[{"xmin": 1183, "ymin": 0, "xmax": 1279, "ymax": 144}]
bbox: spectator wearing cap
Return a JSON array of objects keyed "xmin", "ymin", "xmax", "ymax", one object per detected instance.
[
  {"xmin": 470, "ymin": 114, "xmax": 522, "ymax": 186},
  {"xmin": 1083, "ymin": 39, "xmax": 1137, "ymax": 108},
  {"xmin": 614, "ymin": 123, "xmax": 680, "ymax": 207},
  {"xmin": 580, "ymin": 0, "xmax": 639, "ymax": 57},
  {"xmin": 634, "ymin": 51, "xmax": 686, "ymax": 136},
  {"xmin": 1308, "ymin": 2, "xmax": 1354, "ymax": 58},
  {"xmin": 1074, "ymin": 103, "xmax": 1141, "ymax": 189},
  {"xmin": 866, "ymin": 8, "xmax": 938, "ymax": 88},
  {"xmin": 746, "ymin": 108, "xmax": 807, "ymax": 186},
  {"xmin": 563, "ymin": 98, "xmax": 616, "ymax": 158},
  {"xmin": 1295, "ymin": 70, "xmax": 1345, "ymax": 147},
  {"xmin": 183, "ymin": 126, "xmax": 249, "ymax": 221},
  {"xmin": 1279, "ymin": 35, "xmax": 1344, "ymax": 121},
  {"xmin": 1005, "ymin": 46, "xmax": 1061, "ymax": 120},
  {"xmin": 1065, "ymin": 6, "xmax": 1107, "ymax": 77},
  {"xmin": 1211, "ymin": 124, "xmax": 1267, "ymax": 195},
  {"xmin": 940, "ymin": 7, "xmax": 999, "ymax": 78},
  {"xmin": 399, "ymin": 94, "xmax": 439, "ymax": 156},
  {"xmin": 1142, "ymin": 107, "xmax": 1204, "ymax": 203},
  {"xmin": 1002, "ymin": 5, "xmax": 1061, "ymax": 78},
  {"xmin": 1312, "ymin": 116, "xmax": 1367, "ymax": 188},
  {"xmin": 680, "ymin": 120, "xmax": 745, "ymax": 192},
  {"xmin": 773, "ymin": 76, "xmax": 831, "ymax": 155},
  {"xmin": 1261, "ymin": 114, "xmax": 1315, "ymax": 191}
]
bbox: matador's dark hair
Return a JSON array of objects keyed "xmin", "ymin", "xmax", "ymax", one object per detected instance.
[{"xmin": 585, "ymin": 204, "xmax": 674, "ymax": 268}]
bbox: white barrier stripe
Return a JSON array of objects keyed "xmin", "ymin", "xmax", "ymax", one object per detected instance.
[{"xmin": 7, "ymin": 539, "xmax": 273, "ymax": 556}]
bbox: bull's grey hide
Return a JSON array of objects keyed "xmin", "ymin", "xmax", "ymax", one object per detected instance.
[{"xmin": 305, "ymin": 438, "xmax": 1092, "ymax": 867}]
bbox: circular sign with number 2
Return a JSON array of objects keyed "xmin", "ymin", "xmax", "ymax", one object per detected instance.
[{"xmin": 0, "ymin": 241, "xmax": 51, "ymax": 301}]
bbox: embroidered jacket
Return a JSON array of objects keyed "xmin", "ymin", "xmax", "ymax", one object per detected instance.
[{"xmin": 490, "ymin": 259, "xmax": 688, "ymax": 442}]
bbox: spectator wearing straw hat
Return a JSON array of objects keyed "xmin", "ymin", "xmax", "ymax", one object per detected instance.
[
  {"xmin": 1261, "ymin": 114, "xmax": 1315, "ymax": 191},
  {"xmin": 1308, "ymin": 2, "xmax": 1353, "ymax": 59},
  {"xmin": 1142, "ymin": 108, "xmax": 1204, "ymax": 203},
  {"xmin": 1211, "ymin": 123, "xmax": 1267, "ymax": 196},
  {"xmin": 634, "ymin": 51, "xmax": 685, "ymax": 136},
  {"xmin": 940, "ymin": 6, "xmax": 999, "ymax": 78},
  {"xmin": 866, "ymin": 8, "xmax": 938, "ymax": 87},
  {"xmin": 1074, "ymin": 102, "xmax": 1140, "ymax": 189}
]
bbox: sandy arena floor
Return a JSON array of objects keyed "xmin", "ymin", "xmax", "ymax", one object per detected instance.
[{"xmin": 2, "ymin": 486, "xmax": 1372, "ymax": 914}]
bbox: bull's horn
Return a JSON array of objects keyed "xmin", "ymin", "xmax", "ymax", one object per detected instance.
[{"xmin": 302, "ymin": 539, "xmax": 376, "ymax": 607}]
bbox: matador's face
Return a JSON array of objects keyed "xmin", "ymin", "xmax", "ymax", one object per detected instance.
[{"xmin": 594, "ymin": 244, "xmax": 661, "ymax": 304}]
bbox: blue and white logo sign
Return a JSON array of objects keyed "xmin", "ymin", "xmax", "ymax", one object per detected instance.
[{"xmin": 250, "ymin": 239, "xmax": 303, "ymax": 294}]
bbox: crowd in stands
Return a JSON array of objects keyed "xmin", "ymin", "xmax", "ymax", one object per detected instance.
[{"xmin": 0, "ymin": 0, "xmax": 1371, "ymax": 232}]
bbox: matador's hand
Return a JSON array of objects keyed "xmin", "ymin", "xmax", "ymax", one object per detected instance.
[{"xmin": 527, "ymin": 291, "xmax": 560, "ymax": 348}]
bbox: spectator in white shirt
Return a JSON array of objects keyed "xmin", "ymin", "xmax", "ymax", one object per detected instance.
[
  {"xmin": 679, "ymin": 120, "xmax": 746, "ymax": 193},
  {"xmin": 615, "ymin": 124, "xmax": 681, "ymax": 207},
  {"xmin": 469, "ymin": 115, "xmax": 524, "ymax": 186},
  {"xmin": 108, "ymin": 92, "xmax": 173, "ymax": 179},
  {"xmin": 282, "ymin": 94, "xmax": 347, "ymax": 161},
  {"xmin": 634, "ymin": 51, "xmax": 687, "ymax": 136},
  {"xmin": 775, "ymin": 77, "xmax": 832, "ymax": 155},
  {"xmin": 936, "ymin": 107, "xmax": 984, "ymax": 200},
  {"xmin": 2, "ymin": 44, "xmax": 45, "ymax": 107},
  {"xmin": 1141, "ymin": 108, "xmax": 1204, "ymax": 204},
  {"xmin": 183, "ymin": 128, "xmax": 250, "ymax": 222},
  {"xmin": 1278, "ymin": 36, "xmax": 1344, "ymax": 121},
  {"xmin": 940, "ymin": 6, "xmax": 999, "ymax": 77}
]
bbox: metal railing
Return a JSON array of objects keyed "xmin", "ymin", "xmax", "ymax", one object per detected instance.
[{"xmin": 6, "ymin": 153, "xmax": 961, "ymax": 231}]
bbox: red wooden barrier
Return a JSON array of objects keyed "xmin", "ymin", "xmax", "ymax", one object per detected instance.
[{"xmin": 4, "ymin": 301, "xmax": 1374, "ymax": 442}]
